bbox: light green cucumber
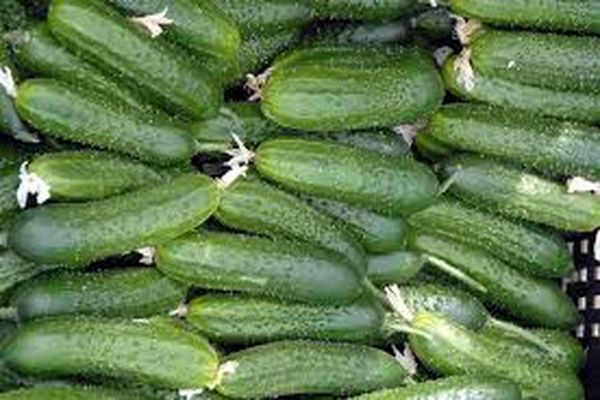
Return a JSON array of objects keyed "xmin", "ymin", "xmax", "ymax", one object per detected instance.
[
  {"xmin": 0, "ymin": 386, "xmax": 152, "ymax": 400},
  {"xmin": 309, "ymin": 0, "xmax": 417, "ymax": 21},
  {"xmin": 367, "ymin": 251, "xmax": 425, "ymax": 286}
]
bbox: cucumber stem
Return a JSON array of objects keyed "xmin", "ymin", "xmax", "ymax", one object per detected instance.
[
  {"xmin": 454, "ymin": 48, "xmax": 475, "ymax": 92},
  {"xmin": 437, "ymin": 171, "xmax": 458, "ymax": 196},
  {"xmin": 384, "ymin": 284, "xmax": 415, "ymax": 322},
  {"xmin": 424, "ymin": 255, "xmax": 488, "ymax": 294},
  {"xmin": 487, "ymin": 317, "xmax": 554, "ymax": 353}
]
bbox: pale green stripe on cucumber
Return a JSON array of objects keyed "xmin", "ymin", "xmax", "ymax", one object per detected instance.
[
  {"xmin": 367, "ymin": 251, "xmax": 425, "ymax": 286},
  {"xmin": 309, "ymin": 0, "xmax": 417, "ymax": 22},
  {"xmin": 0, "ymin": 386, "xmax": 153, "ymax": 400}
]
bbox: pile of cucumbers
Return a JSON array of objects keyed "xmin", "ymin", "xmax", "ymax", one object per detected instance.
[{"xmin": 0, "ymin": 0, "xmax": 598, "ymax": 399}]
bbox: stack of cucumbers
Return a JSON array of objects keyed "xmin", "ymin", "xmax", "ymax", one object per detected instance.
[{"xmin": 0, "ymin": 0, "xmax": 598, "ymax": 399}]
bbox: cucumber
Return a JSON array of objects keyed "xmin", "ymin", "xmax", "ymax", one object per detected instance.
[
  {"xmin": 408, "ymin": 229, "xmax": 580, "ymax": 328},
  {"xmin": 0, "ymin": 139, "xmax": 35, "ymax": 170},
  {"xmin": 262, "ymin": 45, "xmax": 444, "ymax": 131},
  {"xmin": 0, "ymin": 386, "xmax": 152, "ymax": 400},
  {"xmin": 0, "ymin": 165, "xmax": 18, "ymax": 217},
  {"xmin": 309, "ymin": 0, "xmax": 417, "ymax": 21},
  {"xmin": 0, "ymin": 0, "xmax": 28, "ymax": 33},
  {"xmin": 414, "ymin": 131, "xmax": 455, "ymax": 161},
  {"xmin": 255, "ymin": 138, "xmax": 439, "ymax": 216},
  {"xmin": 310, "ymin": 19, "xmax": 411, "ymax": 46},
  {"xmin": 413, "ymin": 8, "xmax": 455, "ymax": 41},
  {"xmin": 215, "ymin": 178, "xmax": 366, "ymax": 271},
  {"xmin": 0, "ymin": 319, "xmax": 16, "ymax": 346},
  {"xmin": 16, "ymin": 79, "xmax": 197, "ymax": 165},
  {"xmin": 156, "ymin": 231, "xmax": 364, "ymax": 304},
  {"xmin": 48, "ymin": 0, "xmax": 221, "ymax": 119},
  {"xmin": 425, "ymin": 103, "xmax": 600, "ymax": 180},
  {"xmin": 351, "ymin": 376, "xmax": 521, "ymax": 400},
  {"xmin": 367, "ymin": 251, "xmax": 424, "ymax": 286},
  {"xmin": 441, "ymin": 156, "xmax": 600, "ymax": 232},
  {"xmin": 8, "ymin": 173, "xmax": 220, "ymax": 265},
  {"xmin": 450, "ymin": 0, "xmax": 600, "ymax": 35},
  {"xmin": 0, "ymin": 248, "xmax": 57, "ymax": 303},
  {"xmin": 1, "ymin": 317, "xmax": 220, "ymax": 389},
  {"xmin": 408, "ymin": 200, "xmax": 573, "ymax": 278},
  {"xmin": 216, "ymin": 340, "xmax": 410, "ymax": 398},
  {"xmin": 10, "ymin": 267, "xmax": 186, "ymax": 321}
]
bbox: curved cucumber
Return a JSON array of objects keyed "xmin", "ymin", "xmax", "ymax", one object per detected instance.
[
  {"xmin": 1, "ymin": 317, "xmax": 220, "ymax": 389},
  {"xmin": 262, "ymin": 45, "xmax": 444, "ymax": 131},
  {"xmin": 217, "ymin": 340, "xmax": 410, "ymax": 398},
  {"xmin": 0, "ymin": 386, "xmax": 152, "ymax": 400},
  {"xmin": 367, "ymin": 251, "xmax": 424, "ymax": 286},
  {"xmin": 256, "ymin": 138, "xmax": 439, "ymax": 216},
  {"xmin": 0, "ymin": 249, "xmax": 57, "ymax": 303},
  {"xmin": 156, "ymin": 231, "xmax": 364, "ymax": 305},
  {"xmin": 8, "ymin": 174, "xmax": 220, "ymax": 265},
  {"xmin": 441, "ymin": 156, "xmax": 600, "ymax": 232},
  {"xmin": 310, "ymin": 0, "xmax": 417, "ymax": 21}
]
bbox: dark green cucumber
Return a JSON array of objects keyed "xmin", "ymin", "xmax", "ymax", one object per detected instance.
[
  {"xmin": 413, "ymin": 8, "xmax": 455, "ymax": 41},
  {"xmin": 0, "ymin": 0, "xmax": 28, "ymax": 33},
  {"xmin": 0, "ymin": 165, "xmax": 18, "ymax": 217},
  {"xmin": 48, "ymin": 0, "xmax": 221, "ymax": 119},
  {"xmin": 261, "ymin": 45, "xmax": 443, "ymax": 132},
  {"xmin": 156, "ymin": 231, "xmax": 364, "ymax": 304},
  {"xmin": 310, "ymin": 0, "xmax": 417, "ymax": 21},
  {"xmin": 414, "ymin": 131, "xmax": 455, "ymax": 161},
  {"xmin": 0, "ymin": 248, "xmax": 57, "ymax": 303},
  {"xmin": 441, "ymin": 156, "xmax": 600, "ymax": 232},
  {"xmin": 16, "ymin": 79, "xmax": 197, "ymax": 165},
  {"xmin": 310, "ymin": 19, "xmax": 411, "ymax": 45},
  {"xmin": 1, "ymin": 317, "xmax": 220, "ymax": 389},
  {"xmin": 8, "ymin": 173, "xmax": 219, "ymax": 265},
  {"xmin": 216, "ymin": 340, "xmax": 410, "ymax": 398},
  {"xmin": 10, "ymin": 267, "xmax": 186, "ymax": 320},
  {"xmin": 255, "ymin": 138, "xmax": 439, "ymax": 216},
  {"xmin": 0, "ymin": 386, "xmax": 152, "ymax": 400},
  {"xmin": 367, "ymin": 251, "xmax": 424, "ymax": 286},
  {"xmin": 215, "ymin": 178, "xmax": 366, "ymax": 271},
  {"xmin": 425, "ymin": 103, "xmax": 600, "ymax": 180},
  {"xmin": 0, "ymin": 319, "xmax": 16, "ymax": 346},
  {"xmin": 408, "ymin": 200, "xmax": 573, "ymax": 278},
  {"xmin": 0, "ymin": 139, "xmax": 35, "ymax": 170}
]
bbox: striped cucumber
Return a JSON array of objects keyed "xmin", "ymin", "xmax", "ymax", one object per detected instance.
[
  {"xmin": 367, "ymin": 251, "xmax": 425, "ymax": 286},
  {"xmin": 216, "ymin": 340, "xmax": 410, "ymax": 398},
  {"xmin": 48, "ymin": 0, "xmax": 221, "ymax": 119},
  {"xmin": 10, "ymin": 267, "xmax": 186, "ymax": 320},
  {"xmin": 156, "ymin": 231, "xmax": 364, "ymax": 304},
  {"xmin": 261, "ymin": 45, "xmax": 444, "ymax": 131},
  {"xmin": 0, "ymin": 386, "xmax": 153, "ymax": 400},
  {"xmin": 310, "ymin": 0, "xmax": 417, "ymax": 21},
  {"xmin": 424, "ymin": 103, "xmax": 600, "ymax": 180},
  {"xmin": 408, "ymin": 200, "xmax": 573, "ymax": 278},
  {"xmin": 8, "ymin": 173, "xmax": 220, "ymax": 265},
  {"xmin": 1, "ymin": 317, "xmax": 220, "ymax": 389},
  {"xmin": 255, "ymin": 138, "xmax": 439, "ymax": 216},
  {"xmin": 441, "ymin": 156, "xmax": 600, "ymax": 232}
]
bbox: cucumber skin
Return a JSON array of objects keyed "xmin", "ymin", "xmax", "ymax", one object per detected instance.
[
  {"xmin": 310, "ymin": 0, "xmax": 417, "ymax": 21},
  {"xmin": 408, "ymin": 200, "xmax": 573, "ymax": 278},
  {"xmin": 10, "ymin": 268, "xmax": 186, "ymax": 321},
  {"xmin": 262, "ymin": 46, "xmax": 444, "ymax": 132},
  {"xmin": 1, "ymin": 317, "xmax": 220, "ymax": 389},
  {"xmin": 8, "ymin": 174, "xmax": 220, "ymax": 266},
  {"xmin": 48, "ymin": 0, "xmax": 221, "ymax": 119},
  {"xmin": 16, "ymin": 79, "xmax": 196, "ymax": 165},
  {"xmin": 0, "ymin": 249, "xmax": 58, "ymax": 303},
  {"xmin": 441, "ymin": 156, "xmax": 600, "ymax": 232},
  {"xmin": 156, "ymin": 231, "xmax": 364, "ymax": 305},
  {"xmin": 217, "ymin": 340, "xmax": 409, "ymax": 398},
  {"xmin": 256, "ymin": 138, "xmax": 439, "ymax": 216},
  {"xmin": 310, "ymin": 19, "xmax": 411, "ymax": 46},
  {"xmin": 0, "ymin": 386, "xmax": 151, "ymax": 400},
  {"xmin": 425, "ymin": 103, "xmax": 600, "ymax": 180},
  {"xmin": 0, "ymin": 166, "xmax": 18, "ymax": 218},
  {"xmin": 367, "ymin": 251, "xmax": 424, "ymax": 286},
  {"xmin": 408, "ymin": 230, "xmax": 580, "ymax": 329},
  {"xmin": 414, "ymin": 132, "xmax": 454, "ymax": 161}
]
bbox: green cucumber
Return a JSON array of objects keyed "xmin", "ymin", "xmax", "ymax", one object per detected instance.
[
  {"xmin": 0, "ymin": 248, "xmax": 57, "ymax": 303},
  {"xmin": 8, "ymin": 173, "xmax": 219, "ymax": 265},
  {"xmin": 414, "ymin": 8, "xmax": 455, "ymax": 41},
  {"xmin": 0, "ymin": 139, "xmax": 35, "ymax": 170},
  {"xmin": 255, "ymin": 138, "xmax": 439, "ymax": 216},
  {"xmin": 262, "ymin": 45, "xmax": 444, "ymax": 131},
  {"xmin": 425, "ymin": 103, "xmax": 600, "ymax": 180},
  {"xmin": 0, "ymin": 319, "xmax": 16, "ymax": 346},
  {"xmin": 1, "ymin": 317, "xmax": 220, "ymax": 389},
  {"xmin": 0, "ymin": 386, "xmax": 152, "ymax": 400},
  {"xmin": 0, "ymin": 165, "xmax": 18, "ymax": 217},
  {"xmin": 367, "ymin": 251, "xmax": 424, "ymax": 286},
  {"xmin": 48, "ymin": 0, "xmax": 221, "ymax": 119},
  {"xmin": 310, "ymin": 0, "xmax": 417, "ymax": 21},
  {"xmin": 156, "ymin": 231, "xmax": 364, "ymax": 304},
  {"xmin": 408, "ymin": 200, "xmax": 573, "ymax": 278},
  {"xmin": 16, "ymin": 79, "xmax": 197, "ymax": 165},
  {"xmin": 216, "ymin": 340, "xmax": 410, "ymax": 398},
  {"xmin": 441, "ymin": 156, "xmax": 600, "ymax": 232},
  {"xmin": 414, "ymin": 131, "xmax": 455, "ymax": 161},
  {"xmin": 0, "ymin": 0, "xmax": 29, "ymax": 33},
  {"xmin": 10, "ymin": 267, "xmax": 186, "ymax": 320},
  {"xmin": 310, "ymin": 19, "xmax": 411, "ymax": 45}
]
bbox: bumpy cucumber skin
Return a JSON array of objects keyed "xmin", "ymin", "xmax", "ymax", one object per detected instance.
[
  {"xmin": 8, "ymin": 174, "xmax": 220, "ymax": 265},
  {"xmin": 156, "ymin": 232, "xmax": 364, "ymax": 305},
  {"xmin": 262, "ymin": 46, "xmax": 444, "ymax": 132},
  {"xmin": 408, "ymin": 230, "xmax": 580, "ymax": 328},
  {"xmin": 409, "ymin": 313, "xmax": 584, "ymax": 400},
  {"xmin": 426, "ymin": 103, "xmax": 600, "ymax": 180},
  {"xmin": 16, "ymin": 80, "xmax": 196, "ymax": 165},
  {"xmin": 186, "ymin": 294, "xmax": 384, "ymax": 344},
  {"xmin": 441, "ymin": 156, "xmax": 600, "ymax": 232},
  {"xmin": 215, "ymin": 178, "xmax": 366, "ymax": 271},
  {"xmin": 0, "ymin": 166, "xmax": 18, "ymax": 218},
  {"xmin": 256, "ymin": 138, "xmax": 439, "ymax": 216},
  {"xmin": 451, "ymin": 0, "xmax": 600, "ymax": 35},
  {"xmin": 217, "ymin": 340, "xmax": 409, "ymax": 398},
  {"xmin": 1, "ymin": 317, "xmax": 220, "ymax": 389},
  {"xmin": 0, "ymin": 249, "xmax": 57, "ymax": 302},
  {"xmin": 408, "ymin": 200, "xmax": 573, "ymax": 278},
  {"xmin": 442, "ymin": 55, "xmax": 600, "ymax": 124},
  {"xmin": 48, "ymin": 0, "xmax": 221, "ymax": 119},
  {"xmin": 0, "ymin": 386, "xmax": 150, "ymax": 400},
  {"xmin": 310, "ymin": 0, "xmax": 416, "ymax": 21},
  {"xmin": 367, "ymin": 251, "xmax": 424, "ymax": 286}
]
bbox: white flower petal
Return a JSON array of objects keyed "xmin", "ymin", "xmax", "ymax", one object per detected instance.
[
  {"xmin": 137, "ymin": 246, "xmax": 156, "ymax": 265},
  {"xmin": 393, "ymin": 121, "xmax": 427, "ymax": 146},
  {"xmin": 454, "ymin": 48, "xmax": 476, "ymax": 92},
  {"xmin": 0, "ymin": 66, "xmax": 17, "ymax": 98},
  {"xmin": 433, "ymin": 46, "xmax": 454, "ymax": 67},
  {"xmin": 567, "ymin": 177, "xmax": 600, "ymax": 194},
  {"xmin": 131, "ymin": 7, "xmax": 174, "ymax": 38},
  {"xmin": 178, "ymin": 389, "xmax": 205, "ymax": 400},
  {"xmin": 594, "ymin": 232, "xmax": 599, "ymax": 262},
  {"xmin": 16, "ymin": 162, "xmax": 52, "ymax": 208}
]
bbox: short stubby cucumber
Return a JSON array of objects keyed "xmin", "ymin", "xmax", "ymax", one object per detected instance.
[
  {"xmin": 440, "ymin": 156, "xmax": 600, "ymax": 232},
  {"xmin": 8, "ymin": 173, "xmax": 220, "ymax": 265},
  {"xmin": 0, "ymin": 386, "xmax": 152, "ymax": 400},
  {"xmin": 16, "ymin": 79, "xmax": 197, "ymax": 165},
  {"xmin": 0, "ymin": 248, "xmax": 57, "ymax": 303},
  {"xmin": 216, "ymin": 340, "xmax": 410, "ymax": 398},
  {"xmin": 367, "ymin": 251, "xmax": 425, "ymax": 286},
  {"xmin": 261, "ymin": 45, "xmax": 444, "ymax": 131},
  {"xmin": 309, "ymin": 0, "xmax": 417, "ymax": 22},
  {"xmin": 1, "ymin": 317, "xmax": 220, "ymax": 389},
  {"xmin": 255, "ymin": 138, "xmax": 439, "ymax": 216},
  {"xmin": 10, "ymin": 267, "xmax": 186, "ymax": 320},
  {"xmin": 156, "ymin": 231, "xmax": 364, "ymax": 304}
]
